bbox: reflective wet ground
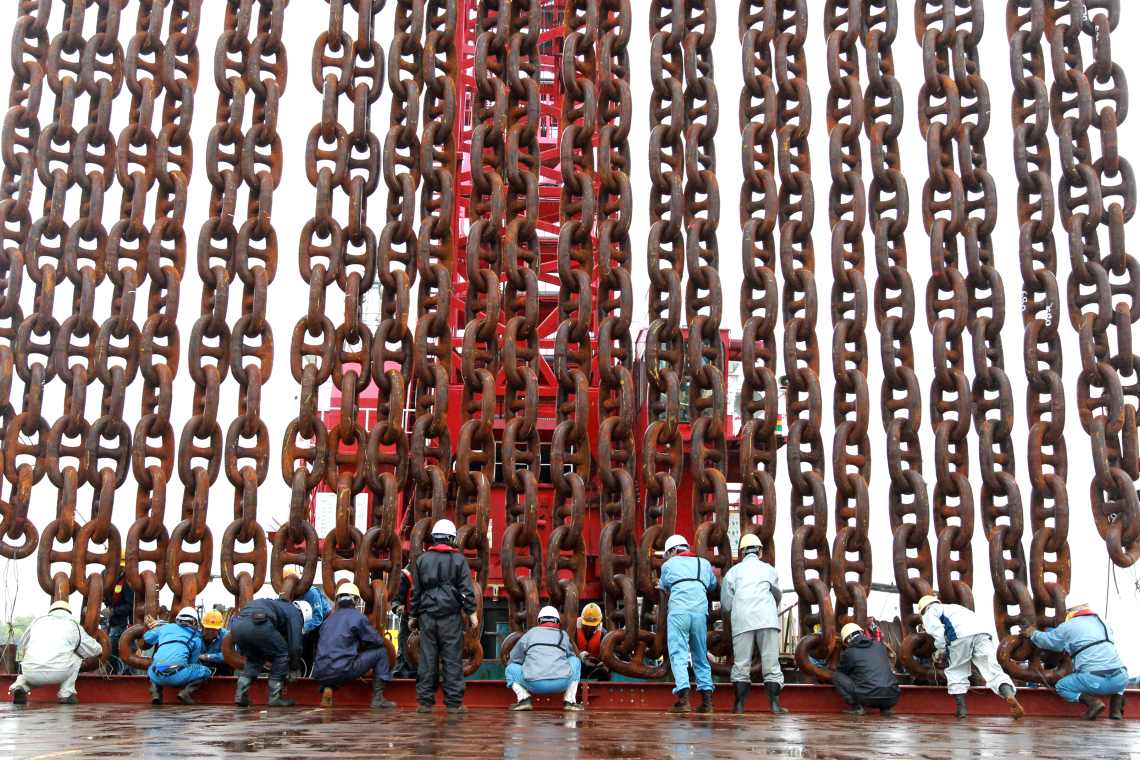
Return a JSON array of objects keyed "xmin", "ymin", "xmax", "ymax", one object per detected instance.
[{"xmin": 2, "ymin": 705, "xmax": 1137, "ymax": 759}]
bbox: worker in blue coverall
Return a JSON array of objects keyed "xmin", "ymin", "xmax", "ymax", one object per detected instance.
[
  {"xmin": 658, "ymin": 533, "xmax": 718, "ymax": 713},
  {"xmin": 1028, "ymin": 602, "xmax": 1129, "ymax": 720},
  {"xmin": 145, "ymin": 607, "xmax": 213, "ymax": 705}
]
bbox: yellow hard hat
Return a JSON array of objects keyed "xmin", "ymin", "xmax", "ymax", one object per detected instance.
[
  {"xmin": 202, "ymin": 610, "xmax": 225, "ymax": 630},
  {"xmin": 841, "ymin": 623, "xmax": 863, "ymax": 642},
  {"xmin": 283, "ymin": 566, "xmax": 301, "ymax": 579},
  {"xmin": 917, "ymin": 595, "xmax": 939, "ymax": 613},
  {"xmin": 580, "ymin": 603, "xmax": 603, "ymax": 627},
  {"xmin": 337, "ymin": 582, "xmax": 361, "ymax": 599},
  {"xmin": 739, "ymin": 534, "xmax": 761, "ymax": 551}
]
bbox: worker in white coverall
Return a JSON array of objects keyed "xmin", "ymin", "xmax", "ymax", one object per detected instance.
[
  {"xmin": 720, "ymin": 533, "xmax": 786, "ymax": 715},
  {"xmin": 8, "ymin": 599, "xmax": 102, "ymax": 704},
  {"xmin": 917, "ymin": 594, "xmax": 1024, "ymax": 719}
]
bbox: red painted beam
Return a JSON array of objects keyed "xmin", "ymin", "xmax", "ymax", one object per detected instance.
[{"xmin": 0, "ymin": 675, "xmax": 1131, "ymax": 718}]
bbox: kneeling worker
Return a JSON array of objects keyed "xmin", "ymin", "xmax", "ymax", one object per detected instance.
[
  {"xmin": 659, "ymin": 533, "xmax": 718, "ymax": 713},
  {"xmin": 145, "ymin": 607, "xmax": 214, "ymax": 705},
  {"xmin": 917, "ymin": 594, "xmax": 1023, "ymax": 719},
  {"xmin": 1029, "ymin": 603, "xmax": 1127, "ymax": 720},
  {"xmin": 505, "ymin": 605, "xmax": 582, "ymax": 711},
  {"xmin": 313, "ymin": 582, "xmax": 395, "ymax": 709},
  {"xmin": 720, "ymin": 533, "xmax": 785, "ymax": 714},
  {"xmin": 9, "ymin": 599, "xmax": 101, "ymax": 704},
  {"xmin": 230, "ymin": 593, "xmax": 309, "ymax": 707},
  {"xmin": 833, "ymin": 623, "xmax": 900, "ymax": 715},
  {"xmin": 575, "ymin": 603, "xmax": 609, "ymax": 681}
]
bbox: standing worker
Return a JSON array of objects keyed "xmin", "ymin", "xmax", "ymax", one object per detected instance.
[
  {"xmin": 720, "ymin": 533, "xmax": 785, "ymax": 714},
  {"xmin": 575, "ymin": 602, "xmax": 609, "ymax": 681},
  {"xmin": 229, "ymin": 593, "xmax": 309, "ymax": 707},
  {"xmin": 8, "ymin": 600, "xmax": 101, "ymax": 705},
  {"xmin": 505, "ymin": 605, "xmax": 583, "ymax": 711},
  {"xmin": 391, "ymin": 562, "xmax": 415, "ymax": 677},
  {"xmin": 313, "ymin": 582, "xmax": 396, "ymax": 709},
  {"xmin": 833, "ymin": 623, "xmax": 900, "ymax": 715},
  {"xmin": 144, "ymin": 607, "xmax": 213, "ymax": 705},
  {"xmin": 917, "ymin": 594, "xmax": 1024, "ymax": 719},
  {"xmin": 659, "ymin": 533, "xmax": 718, "ymax": 713},
  {"xmin": 413, "ymin": 518, "xmax": 477, "ymax": 714},
  {"xmin": 199, "ymin": 609, "xmax": 230, "ymax": 674},
  {"xmin": 1028, "ymin": 602, "xmax": 1128, "ymax": 720}
]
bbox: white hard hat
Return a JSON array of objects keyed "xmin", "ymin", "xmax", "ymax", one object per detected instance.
[
  {"xmin": 49, "ymin": 599, "xmax": 71, "ymax": 614},
  {"xmin": 431, "ymin": 519, "xmax": 457, "ymax": 538},
  {"xmin": 176, "ymin": 607, "xmax": 199, "ymax": 624},
  {"xmin": 841, "ymin": 623, "xmax": 863, "ymax": 642},
  {"xmin": 538, "ymin": 605, "xmax": 560, "ymax": 623},
  {"xmin": 663, "ymin": 534, "xmax": 689, "ymax": 555},
  {"xmin": 336, "ymin": 582, "xmax": 361, "ymax": 599},
  {"xmin": 293, "ymin": 599, "xmax": 313, "ymax": 625}
]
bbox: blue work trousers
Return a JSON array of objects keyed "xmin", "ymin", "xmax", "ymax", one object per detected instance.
[
  {"xmin": 504, "ymin": 657, "xmax": 581, "ymax": 695},
  {"xmin": 148, "ymin": 663, "xmax": 213, "ymax": 688},
  {"xmin": 667, "ymin": 611, "xmax": 712, "ymax": 694},
  {"xmin": 1055, "ymin": 668, "xmax": 1128, "ymax": 702}
]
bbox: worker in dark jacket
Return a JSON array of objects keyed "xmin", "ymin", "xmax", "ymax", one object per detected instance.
[
  {"xmin": 391, "ymin": 563, "xmax": 415, "ymax": 677},
  {"xmin": 413, "ymin": 519, "xmax": 477, "ymax": 714},
  {"xmin": 313, "ymin": 582, "xmax": 396, "ymax": 709},
  {"xmin": 834, "ymin": 623, "xmax": 901, "ymax": 715},
  {"xmin": 506, "ymin": 606, "xmax": 582, "ymax": 711},
  {"xmin": 229, "ymin": 594, "xmax": 309, "ymax": 707}
]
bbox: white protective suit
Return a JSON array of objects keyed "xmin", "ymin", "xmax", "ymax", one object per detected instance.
[{"xmin": 10, "ymin": 609, "xmax": 101, "ymax": 699}]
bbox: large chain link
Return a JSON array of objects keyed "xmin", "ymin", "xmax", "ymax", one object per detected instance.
[{"xmin": 1047, "ymin": 1, "xmax": 1139, "ymax": 567}]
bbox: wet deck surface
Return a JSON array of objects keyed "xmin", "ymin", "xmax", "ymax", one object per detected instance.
[{"xmin": 2, "ymin": 705, "xmax": 1138, "ymax": 759}]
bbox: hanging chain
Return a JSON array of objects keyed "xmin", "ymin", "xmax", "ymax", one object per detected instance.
[
  {"xmin": 595, "ymin": 0, "xmax": 639, "ymax": 673},
  {"xmin": 863, "ymin": 0, "xmax": 933, "ymax": 676},
  {"xmin": 778, "ymin": 0, "xmax": 833, "ymax": 677},
  {"xmin": 824, "ymin": 0, "xmax": 871, "ymax": 648},
  {"xmin": 1047, "ymin": 0, "xmax": 1139, "ymax": 566},
  {"xmin": 916, "ymin": 0, "xmax": 976, "ymax": 611},
  {"xmin": 549, "ymin": 0, "xmax": 596, "ymax": 632},
  {"xmin": 499, "ymin": 0, "xmax": 543, "ymax": 649},
  {"xmin": 194, "ymin": 0, "xmax": 283, "ymax": 613}
]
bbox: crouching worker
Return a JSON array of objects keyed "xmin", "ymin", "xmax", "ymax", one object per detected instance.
[
  {"xmin": 145, "ymin": 607, "xmax": 213, "ymax": 705},
  {"xmin": 313, "ymin": 582, "xmax": 395, "ymax": 709},
  {"xmin": 575, "ymin": 603, "xmax": 609, "ymax": 681},
  {"xmin": 1029, "ymin": 603, "xmax": 1127, "ymax": 720},
  {"xmin": 917, "ymin": 594, "xmax": 1023, "ymax": 719},
  {"xmin": 230, "ymin": 594, "xmax": 308, "ymax": 707},
  {"xmin": 199, "ymin": 610, "xmax": 230, "ymax": 674},
  {"xmin": 9, "ymin": 600, "xmax": 101, "ymax": 704},
  {"xmin": 505, "ymin": 606, "xmax": 582, "ymax": 712},
  {"xmin": 721, "ymin": 533, "xmax": 785, "ymax": 714},
  {"xmin": 659, "ymin": 534, "xmax": 718, "ymax": 713},
  {"xmin": 833, "ymin": 623, "xmax": 900, "ymax": 716}
]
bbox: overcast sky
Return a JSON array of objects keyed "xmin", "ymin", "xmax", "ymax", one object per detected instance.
[{"xmin": 1, "ymin": 2, "xmax": 1140, "ymax": 671}]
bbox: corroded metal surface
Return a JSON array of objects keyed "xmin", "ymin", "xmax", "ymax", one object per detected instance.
[{"xmin": 2, "ymin": 703, "xmax": 1138, "ymax": 759}]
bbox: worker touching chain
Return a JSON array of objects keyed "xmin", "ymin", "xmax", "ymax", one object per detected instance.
[
  {"xmin": 505, "ymin": 605, "xmax": 583, "ymax": 711},
  {"xmin": 833, "ymin": 623, "xmax": 900, "ymax": 716},
  {"xmin": 391, "ymin": 562, "xmax": 416, "ymax": 678},
  {"xmin": 659, "ymin": 534, "xmax": 718, "ymax": 713},
  {"xmin": 145, "ymin": 607, "xmax": 214, "ymax": 705},
  {"xmin": 199, "ymin": 610, "xmax": 230, "ymax": 674},
  {"xmin": 229, "ymin": 593, "xmax": 308, "ymax": 707},
  {"xmin": 917, "ymin": 594, "xmax": 1024, "ymax": 719},
  {"xmin": 575, "ymin": 603, "xmax": 609, "ymax": 681},
  {"xmin": 1027, "ymin": 603, "xmax": 1128, "ymax": 720},
  {"xmin": 313, "ymin": 582, "xmax": 396, "ymax": 709},
  {"xmin": 720, "ymin": 533, "xmax": 785, "ymax": 714},
  {"xmin": 413, "ymin": 519, "xmax": 477, "ymax": 714},
  {"xmin": 8, "ymin": 600, "xmax": 101, "ymax": 705}
]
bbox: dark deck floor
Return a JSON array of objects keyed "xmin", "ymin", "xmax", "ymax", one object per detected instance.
[{"xmin": 1, "ymin": 705, "xmax": 1136, "ymax": 759}]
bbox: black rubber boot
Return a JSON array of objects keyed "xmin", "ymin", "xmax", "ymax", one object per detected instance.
[
  {"xmin": 371, "ymin": 680, "xmax": 396, "ymax": 709},
  {"xmin": 149, "ymin": 681, "xmax": 164, "ymax": 706},
  {"xmin": 510, "ymin": 697, "xmax": 533, "ymax": 711},
  {"xmin": 1110, "ymin": 693, "xmax": 1126, "ymax": 720},
  {"xmin": 696, "ymin": 690, "xmax": 714, "ymax": 714},
  {"xmin": 177, "ymin": 679, "xmax": 203, "ymax": 705},
  {"xmin": 267, "ymin": 678, "xmax": 294, "ymax": 707},
  {"xmin": 670, "ymin": 688, "xmax": 691, "ymax": 713},
  {"xmin": 416, "ymin": 703, "xmax": 433, "ymax": 713},
  {"xmin": 954, "ymin": 694, "xmax": 968, "ymax": 719},
  {"xmin": 11, "ymin": 687, "xmax": 28, "ymax": 705},
  {"xmin": 765, "ymin": 682, "xmax": 788, "ymax": 714},
  {"xmin": 844, "ymin": 703, "xmax": 866, "ymax": 716},
  {"xmin": 446, "ymin": 704, "xmax": 467, "ymax": 715},
  {"xmin": 1079, "ymin": 693, "xmax": 1106, "ymax": 721},
  {"xmin": 234, "ymin": 674, "xmax": 253, "ymax": 707},
  {"xmin": 58, "ymin": 694, "xmax": 78, "ymax": 705},
  {"xmin": 998, "ymin": 684, "xmax": 1024, "ymax": 719},
  {"xmin": 732, "ymin": 682, "xmax": 749, "ymax": 714}
]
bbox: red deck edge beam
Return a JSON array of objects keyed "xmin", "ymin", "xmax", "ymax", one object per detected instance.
[{"xmin": 0, "ymin": 675, "xmax": 1133, "ymax": 718}]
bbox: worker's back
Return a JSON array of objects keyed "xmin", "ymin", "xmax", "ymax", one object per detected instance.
[
  {"xmin": 21, "ymin": 611, "xmax": 95, "ymax": 670},
  {"xmin": 146, "ymin": 623, "xmax": 202, "ymax": 669},
  {"xmin": 660, "ymin": 554, "xmax": 715, "ymax": 615},
  {"xmin": 512, "ymin": 625, "xmax": 573, "ymax": 682},
  {"xmin": 838, "ymin": 636, "xmax": 899, "ymax": 697},
  {"xmin": 414, "ymin": 546, "xmax": 471, "ymax": 616}
]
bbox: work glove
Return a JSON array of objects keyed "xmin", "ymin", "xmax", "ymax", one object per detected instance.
[
  {"xmin": 198, "ymin": 654, "xmax": 211, "ymax": 665},
  {"xmin": 409, "ymin": 616, "xmax": 419, "ymax": 632},
  {"xmin": 468, "ymin": 612, "xmax": 479, "ymax": 629},
  {"xmin": 578, "ymin": 651, "xmax": 588, "ymax": 661},
  {"xmin": 934, "ymin": 651, "xmax": 948, "ymax": 669}
]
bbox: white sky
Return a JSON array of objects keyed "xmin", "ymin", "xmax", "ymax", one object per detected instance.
[{"xmin": 2, "ymin": 2, "xmax": 1140, "ymax": 672}]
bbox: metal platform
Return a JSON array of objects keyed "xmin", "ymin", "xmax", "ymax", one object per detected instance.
[{"xmin": 2, "ymin": 702, "xmax": 1137, "ymax": 760}]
